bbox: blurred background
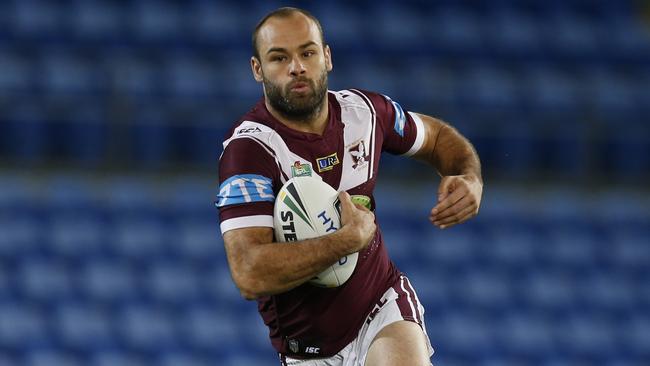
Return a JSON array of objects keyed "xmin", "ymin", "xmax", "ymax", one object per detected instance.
[{"xmin": 0, "ymin": 0, "xmax": 649, "ymax": 365}]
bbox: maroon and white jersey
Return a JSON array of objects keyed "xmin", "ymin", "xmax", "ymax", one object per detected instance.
[{"xmin": 216, "ymin": 89, "xmax": 425, "ymax": 358}]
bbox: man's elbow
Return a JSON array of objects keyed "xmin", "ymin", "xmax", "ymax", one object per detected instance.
[{"xmin": 232, "ymin": 272, "xmax": 264, "ymax": 300}]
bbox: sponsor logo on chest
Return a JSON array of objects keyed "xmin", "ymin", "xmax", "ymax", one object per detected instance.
[{"xmin": 316, "ymin": 152, "xmax": 340, "ymax": 172}]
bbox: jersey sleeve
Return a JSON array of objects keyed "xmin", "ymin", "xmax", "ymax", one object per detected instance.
[
  {"xmin": 361, "ymin": 90, "xmax": 425, "ymax": 156},
  {"xmin": 216, "ymin": 137, "xmax": 279, "ymax": 234}
]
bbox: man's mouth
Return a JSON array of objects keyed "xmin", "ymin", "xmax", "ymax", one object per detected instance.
[{"xmin": 289, "ymin": 81, "xmax": 310, "ymax": 93}]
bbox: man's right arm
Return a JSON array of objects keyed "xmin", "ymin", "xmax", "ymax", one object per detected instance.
[{"xmin": 223, "ymin": 191, "xmax": 376, "ymax": 300}]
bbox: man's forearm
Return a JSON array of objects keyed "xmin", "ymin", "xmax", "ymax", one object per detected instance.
[
  {"xmin": 232, "ymin": 227, "xmax": 359, "ymax": 299},
  {"xmin": 415, "ymin": 114, "xmax": 482, "ymax": 182},
  {"xmin": 433, "ymin": 124, "xmax": 482, "ymax": 181}
]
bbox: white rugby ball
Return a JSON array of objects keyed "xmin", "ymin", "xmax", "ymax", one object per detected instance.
[{"xmin": 273, "ymin": 176, "xmax": 358, "ymax": 288}]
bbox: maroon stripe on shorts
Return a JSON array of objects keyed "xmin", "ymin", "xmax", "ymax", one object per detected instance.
[
  {"xmin": 402, "ymin": 276, "xmax": 423, "ymax": 325},
  {"xmin": 393, "ymin": 276, "xmax": 418, "ymax": 324}
]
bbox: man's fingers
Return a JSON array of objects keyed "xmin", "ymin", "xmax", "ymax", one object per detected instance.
[
  {"xmin": 431, "ymin": 202, "xmax": 477, "ymax": 228},
  {"xmin": 437, "ymin": 177, "xmax": 455, "ymax": 202},
  {"xmin": 354, "ymin": 203, "xmax": 370, "ymax": 212},
  {"xmin": 338, "ymin": 191, "xmax": 353, "ymax": 208},
  {"xmin": 430, "ymin": 187, "xmax": 465, "ymax": 217},
  {"xmin": 430, "ymin": 194, "xmax": 476, "ymax": 221}
]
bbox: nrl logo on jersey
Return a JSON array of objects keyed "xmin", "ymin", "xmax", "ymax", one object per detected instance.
[
  {"xmin": 316, "ymin": 152, "xmax": 340, "ymax": 172},
  {"xmin": 291, "ymin": 161, "xmax": 313, "ymax": 177},
  {"xmin": 288, "ymin": 339, "xmax": 300, "ymax": 353},
  {"xmin": 347, "ymin": 139, "xmax": 369, "ymax": 170}
]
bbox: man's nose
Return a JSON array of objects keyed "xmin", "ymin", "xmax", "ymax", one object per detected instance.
[{"xmin": 289, "ymin": 57, "xmax": 306, "ymax": 76}]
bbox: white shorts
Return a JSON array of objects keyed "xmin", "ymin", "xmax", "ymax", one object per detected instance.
[{"xmin": 280, "ymin": 275, "xmax": 434, "ymax": 366}]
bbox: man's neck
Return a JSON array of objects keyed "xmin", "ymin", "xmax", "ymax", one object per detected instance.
[{"xmin": 265, "ymin": 99, "xmax": 329, "ymax": 136}]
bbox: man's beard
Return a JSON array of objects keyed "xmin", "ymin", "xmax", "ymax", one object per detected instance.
[{"xmin": 263, "ymin": 69, "xmax": 328, "ymax": 123}]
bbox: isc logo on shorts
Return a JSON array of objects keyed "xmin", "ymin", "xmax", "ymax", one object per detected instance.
[{"xmin": 305, "ymin": 347, "xmax": 320, "ymax": 354}]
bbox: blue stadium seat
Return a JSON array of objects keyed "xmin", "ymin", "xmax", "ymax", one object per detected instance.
[
  {"xmin": 426, "ymin": 7, "xmax": 485, "ymax": 52},
  {"xmin": 145, "ymin": 261, "xmax": 200, "ymax": 304},
  {"xmin": 24, "ymin": 349, "xmax": 84, "ymax": 366},
  {"xmin": 90, "ymin": 351, "xmax": 147, "ymax": 366},
  {"xmin": 522, "ymin": 270, "xmax": 578, "ymax": 310},
  {"xmin": 112, "ymin": 217, "xmax": 167, "ymax": 260},
  {"xmin": 177, "ymin": 305, "xmax": 241, "ymax": 354},
  {"xmin": 49, "ymin": 214, "xmax": 104, "ymax": 258},
  {"xmin": 70, "ymin": 0, "xmax": 122, "ymax": 41},
  {"xmin": 599, "ymin": 125, "xmax": 650, "ymax": 181},
  {"xmin": 420, "ymin": 229, "xmax": 480, "ymax": 270},
  {"xmin": 497, "ymin": 312, "xmax": 554, "ymax": 357},
  {"xmin": 523, "ymin": 64, "xmax": 584, "ymax": 112},
  {"xmin": 129, "ymin": 106, "xmax": 174, "ymax": 166},
  {"xmin": 540, "ymin": 13, "xmax": 601, "ymax": 58},
  {"xmin": 224, "ymin": 355, "xmax": 278, "ymax": 366},
  {"xmin": 0, "ymin": 302, "xmax": 49, "ymax": 349},
  {"xmin": 80, "ymin": 260, "xmax": 138, "ymax": 304},
  {"xmin": 103, "ymin": 177, "xmax": 159, "ymax": 212},
  {"xmin": 0, "ymin": 49, "xmax": 33, "ymax": 95},
  {"xmin": 39, "ymin": 51, "xmax": 100, "ymax": 95},
  {"xmin": 609, "ymin": 229, "xmax": 650, "ymax": 270},
  {"xmin": 187, "ymin": 1, "xmax": 248, "ymax": 44},
  {"xmin": 58, "ymin": 106, "xmax": 109, "ymax": 164},
  {"xmin": 455, "ymin": 64, "xmax": 520, "ymax": 110},
  {"xmin": 53, "ymin": 302, "xmax": 114, "ymax": 350},
  {"xmin": 162, "ymin": 53, "xmax": 217, "ymax": 99},
  {"xmin": 202, "ymin": 266, "xmax": 247, "ymax": 308},
  {"xmin": 126, "ymin": 0, "xmax": 184, "ymax": 42},
  {"xmin": 45, "ymin": 176, "xmax": 97, "ymax": 210},
  {"xmin": 156, "ymin": 351, "xmax": 210, "ymax": 366},
  {"xmin": 556, "ymin": 314, "xmax": 616, "ymax": 358},
  {"xmin": 16, "ymin": 259, "xmax": 73, "ymax": 303},
  {"xmin": 315, "ymin": 3, "xmax": 366, "ymax": 48},
  {"xmin": 8, "ymin": 0, "xmax": 63, "ymax": 37},
  {"xmin": 217, "ymin": 51, "xmax": 263, "ymax": 99},
  {"xmin": 622, "ymin": 313, "xmax": 650, "ymax": 360},
  {"xmin": 434, "ymin": 311, "xmax": 494, "ymax": 357},
  {"xmin": 455, "ymin": 269, "xmax": 513, "ymax": 310},
  {"xmin": 171, "ymin": 219, "xmax": 222, "ymax": 262},
  {"xmin": 2, "ymin": 103, "xmax": 49, "ymax": 162},
  {"xmin": 581, "ymin": 273, "xmax": 636, "ymax": 315},
  {"xmin": 0, "ymin": 214, "xmax": 40, "ymax": 259},
  {"xmin": 586, "ymin": 67, "xmax": 638, "ymax": 113},
  {"xmin": 486, "ymin": 8, "xmax": 543, "ymax": 56},
  {"xmin": 116, "ymin": 304, "xmax": 177, "ymax": 353},
  {"xmin": 367, "ymin": 4, "xmax": 424, "ymax": 47},
  {"xmin": 603, "ymin": 18, "xmax": 650, "ymax": 58},
  {"xmin": 105, "ymin": 52, "xmax": 160, "ymax": 98},
  {"xmin": 542, "ymin": 227, "xmax": 597, "ymax": 270}
]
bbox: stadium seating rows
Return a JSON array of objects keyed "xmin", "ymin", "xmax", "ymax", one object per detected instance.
[
  {"xmin": 0, "ymin": 175, "xmax": 649, "ymax": 365},
  {"xmin": 0, "ymin": 0, "xmax": 649, "ymax": 178}
]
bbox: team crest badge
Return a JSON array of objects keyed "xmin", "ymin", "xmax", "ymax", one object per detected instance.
[
  {"xmin": 348, "ymin": 140, "xmax": 369, "ymax": 170},
  {"xmin": 316, "ymin": 153, "xmax": 340, "ymax": 172},
  {"xmin": 291, "ymin": 161, "xmax": 313, "ymax": 177}
]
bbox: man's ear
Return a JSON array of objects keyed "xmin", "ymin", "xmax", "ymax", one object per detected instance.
[
  {"xmin": 251, "ymin": 56, "xmax": 264, "ymax": 82},
  {"xmin": 324, "ymin": 45, "xmax": 333, "ymax": 72}
]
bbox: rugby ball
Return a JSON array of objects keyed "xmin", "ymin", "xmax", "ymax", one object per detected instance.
[{"xmin": 273, "ymin": 176, "xmax": 358, "ymax": 288}]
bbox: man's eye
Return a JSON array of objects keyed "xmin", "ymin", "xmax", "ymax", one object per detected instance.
[
  {"xmin": 272, "ymin": 56, "xmax": 287, "ymax": 62},
  {"xmin": 303, "ymin": 51, "xmax": 315, "ymax": 57}
]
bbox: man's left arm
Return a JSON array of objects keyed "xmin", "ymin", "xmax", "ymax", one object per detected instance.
[{"xmin": 411, "ymin": 113, "xmax": 483, "ymax": 229}]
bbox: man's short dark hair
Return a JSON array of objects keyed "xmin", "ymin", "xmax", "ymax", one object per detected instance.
[{"xmin": 252, "ymin": 7, "xmax": 326, "ymax": 60}]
